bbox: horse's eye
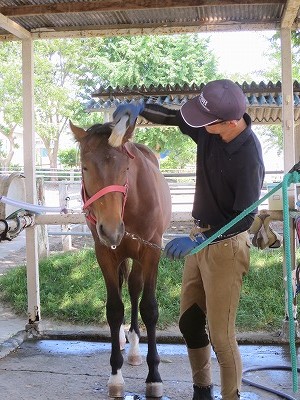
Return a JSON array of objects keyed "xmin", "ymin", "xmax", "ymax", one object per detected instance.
[{"xmin": 82, "ymin": 166, "xmax": 87, "ymax": 171}]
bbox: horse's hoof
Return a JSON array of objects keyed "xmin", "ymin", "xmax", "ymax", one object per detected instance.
[
  {"xmin": 146, "ymin": 382, "xmax": 163, "ymax": 398},
  {"xmin": 127, "ymin": 354, "xmax": 142, "ymax": 366},
  {"xmin": 108, "ymin": 383, "xmax": 124, "ymax": 398},
  {"xmin": 108, "ymin": 370, "xmax": 124, "ymax": 398}
]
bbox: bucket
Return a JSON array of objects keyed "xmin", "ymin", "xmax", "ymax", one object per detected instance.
[
  {"xmin": 0, "ymin": 173, "xmax": 26, "ymax": 219},
  {"xmin": 267, "ymin": 183, "xmax": 283, "ymax": 211}
]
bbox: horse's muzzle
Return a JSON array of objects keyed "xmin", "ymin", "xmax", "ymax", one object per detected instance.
[{"xmin": 96, "ymin": 221, "xmax": 125, "ymax": 248}]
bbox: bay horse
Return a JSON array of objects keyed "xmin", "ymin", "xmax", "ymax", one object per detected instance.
[{"xmin": 70, "ymin": 118, "xmax": 172, "ymax": 398}]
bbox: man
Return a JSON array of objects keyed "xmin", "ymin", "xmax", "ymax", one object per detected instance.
[{"xmin": 113, "ymin": 79, "xmax": 265, "ymax": 400}]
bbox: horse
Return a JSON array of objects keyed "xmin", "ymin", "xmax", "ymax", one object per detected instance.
[{"xmin": 70, "ymin": 118, "xmax": 172, "ymax": 398}]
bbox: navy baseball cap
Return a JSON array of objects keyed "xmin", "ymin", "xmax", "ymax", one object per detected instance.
[{"xmin": 180, "ymin": 79, "xmax": 246, "ymax": 127}]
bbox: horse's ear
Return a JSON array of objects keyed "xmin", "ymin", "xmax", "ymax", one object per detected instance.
[
  {"xmin": 69, "ymin": 120, "xmax": 87, "ymax": 141},
  {"xmin": 109, "ymin": 116, "xmax": 135, "ymax": 147}
]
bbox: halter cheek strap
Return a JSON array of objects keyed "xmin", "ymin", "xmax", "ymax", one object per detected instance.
[{"xmin": 82, "ymin": 180, "xmax": 128, "ymax": 225}]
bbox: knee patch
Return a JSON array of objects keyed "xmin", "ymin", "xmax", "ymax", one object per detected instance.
[{"xmin": 179, "ymin": 303, "xmax": 209, "ymax": 349}]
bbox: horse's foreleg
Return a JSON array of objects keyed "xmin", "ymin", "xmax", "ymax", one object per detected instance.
[
  {"xmin": 106, "ymin": 290, "xmax": 125, "ymax": 398},
  {"xmin": 139, "ymin": 254, "xmax": 163, "ymax": 398},
  {"xmin": 127, "ymin": 261, "xmax": 143, "ymax": 365}
]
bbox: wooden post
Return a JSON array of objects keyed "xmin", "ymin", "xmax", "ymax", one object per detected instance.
[
  {"xmin": 36, "ymin": 177, "xmax": 49, "ymax": 258},
  {"xmin": 22, "ymin": 38, "xmax": 41, "ymax": 326},
  {"xmin": 59, "ymin": 182, "xmax": 72, "ymax": 251}
]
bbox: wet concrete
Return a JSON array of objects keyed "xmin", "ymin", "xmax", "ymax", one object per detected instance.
[{"xmin": 0, "ymin": 339, "xmax": 299, "ymax": 400}]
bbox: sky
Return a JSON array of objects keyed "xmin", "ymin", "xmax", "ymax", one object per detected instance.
[
  {"xmin": 206, "ymin": 30, "xmax": 276, "ymax": 80},
  {"xmin": 203, "ymin": 30, "xmax": 283, "ymax": 172}
]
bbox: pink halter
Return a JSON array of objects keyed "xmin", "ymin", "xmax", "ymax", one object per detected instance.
[{"xmin": 82, "ymin": 180, "xmax": 128, "ymax": 225}]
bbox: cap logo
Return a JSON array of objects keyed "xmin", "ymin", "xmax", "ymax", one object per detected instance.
[{"xmin": 198, "ymin": 92, "xmax": 210, "ymax": 112}]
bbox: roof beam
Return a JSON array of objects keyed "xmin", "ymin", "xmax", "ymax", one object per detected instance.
[
  {"xmin": 0, "ymin": 13, "xmax": 31, "ymax": 39},
  {"xmin": 0, "ymin": 21, "xmax": 281, "ymax": 42},
  {"xmin": 0, "ymin": 1, "xmax": 284, "ymax": 17},
  {"xmin": 281, "ymin": 0, "xmax": 300, "ymax": 28}
]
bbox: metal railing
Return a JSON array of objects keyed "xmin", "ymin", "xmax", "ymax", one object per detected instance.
[{"xmin": 0, "ymin": 167, "xmax": 284, "ymax": 187}]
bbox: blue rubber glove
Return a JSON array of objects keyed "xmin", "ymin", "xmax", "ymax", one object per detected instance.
[
  {"xmin": 164, "ymin": 234, "xmax": 207, "ymax": 260},
  {"xmin": 113, "ymin": 102, "xmax": 145, "ymax": 127}
]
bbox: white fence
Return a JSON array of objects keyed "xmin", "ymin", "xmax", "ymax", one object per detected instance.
[{"xmin": 0, "ymin": 167, "xmax": 284, "ymax": 185}]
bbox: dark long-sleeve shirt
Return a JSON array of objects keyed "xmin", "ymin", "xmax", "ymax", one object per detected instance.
[{"xmin": 141, "ymin": 103, "xmax": 265, "ymax": 239}]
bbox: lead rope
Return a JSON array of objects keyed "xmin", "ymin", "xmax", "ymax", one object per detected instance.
[
  {"xmin": 282, "ymin": 171, "xmax": 299, "ymax": 393},
  {"xmin": 189, "ymin": 168, "xmax": 299, "ymax": 394}
]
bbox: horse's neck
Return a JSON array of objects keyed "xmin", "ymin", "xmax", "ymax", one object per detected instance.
[{"xmin": 131, "ymin": 143, "xmax": 159, "ymax": 168}]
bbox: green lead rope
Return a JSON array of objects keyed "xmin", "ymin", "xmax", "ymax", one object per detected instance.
[
  {"xmin": 282, "ymin": 171, "xmax": 299, "ymax": 393},
  {"xmin": 189, "ymin": 181, "xmax": 284, "ymax": 254},
  {"xmin": 189, "ymin": 172, "xmax": 299, "ymax": 393}
]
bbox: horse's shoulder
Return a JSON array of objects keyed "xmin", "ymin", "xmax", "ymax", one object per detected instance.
[{"xmin": 133, "ymin": 143, "xmax": 159, "ymax": 167}]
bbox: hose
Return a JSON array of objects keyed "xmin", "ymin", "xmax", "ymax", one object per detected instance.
[
  {"xmin": 242, "ymin": 365, "xmax": 300, "ymax": 400},
  {"xmin": 282, "ymin": 171, "xmax": 299, "ymax": 392},
  {"xmin": 0, "ymin": 195, "xmax": 68, "ymax": 214}
]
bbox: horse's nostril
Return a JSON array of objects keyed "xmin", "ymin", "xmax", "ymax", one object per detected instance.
[
  {"xmin": 98, "ymin": 224, "xmax": 109, "ymax": 241},
  {"xmin": 97, "ymin": 222, "xmax": 125, "ymax": 247}
]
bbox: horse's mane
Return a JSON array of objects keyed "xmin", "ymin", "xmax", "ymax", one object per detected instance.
[
  {"xmin": 86, "ymin": 122, "xmax": 113, "ymax": 137},
  {"xmin": 85, "ymin": 120, "xmax": 133, "ymax": 148}
]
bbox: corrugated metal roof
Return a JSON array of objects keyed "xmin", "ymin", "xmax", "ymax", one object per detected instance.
[
  {"xmin": 88, "ymin": 80, "xmax": 300, "ymax": 124},
  {"xmin": 0, "ymin": 1, "xmax": 299, "ymax": 40}
]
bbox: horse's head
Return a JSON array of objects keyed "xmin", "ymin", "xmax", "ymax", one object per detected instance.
[{"xmin": 70, "ymin": 120, "xmax": 133, "ymax": 248}]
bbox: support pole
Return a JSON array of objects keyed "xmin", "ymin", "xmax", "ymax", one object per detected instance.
[
  {"xmin": 22, "ymin": 38, "xmax": 41, "ymax": 326},
  {"xmin": 59, "ymin": 182, "xmax": 72, "ymax": 251},
  {"xmin": 281, "ymin": 28, "xmax": 295, "ymax": 198},
  {"xmin": 280, "ymin": 28, "xmax": 297, "ymax": 338}
]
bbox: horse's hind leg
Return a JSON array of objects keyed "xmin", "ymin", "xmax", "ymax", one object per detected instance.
[
  {"xmin": 127, "ymin": 260, "xmax": 143, "ymax": 366},
  {"xmin": 119, "ymin": 324, "xmax": 126, "ymax": 351},
  {"xmin": 119, "ymin": 260, "xmax": 129, "ymax": 351},
  {"xmin": 140, "ymin": 250, "xmax": 163, "ymax": 398}
]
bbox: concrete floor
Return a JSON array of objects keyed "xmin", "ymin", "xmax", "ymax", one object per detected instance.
[
  {"xmin": 0, "ymin": 216, "xmax": 299, "ymax": 399},
  {"xmin": 0, "ymin": 333, "xmax": 299, "ymax": 400}
]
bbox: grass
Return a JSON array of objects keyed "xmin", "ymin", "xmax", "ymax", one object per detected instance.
[
  {"xmin": 237, "ymin": 248, "xmax": 287, "ymax": 331},
  {"xmin": 0, "ymin": 246, "xmax": 298, "ymax": 332}
]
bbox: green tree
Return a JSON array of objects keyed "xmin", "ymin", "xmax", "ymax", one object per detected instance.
[
  {"xmin": 74, "ymin": 34, "xmax": 219, "ymax": 162},
  {"xmin": 266, "ymin": 31, "xmax": 300, "ymax": 82},
  {"xmin": 58, "ymin": 148, "xmax": 79, "ymax": 169},
  {"xmin": 33, "ymin": 39, "xmax": 83, "ymax": 169},
  {"xmin": 0, "ymin": 34, "xmax": 219, "ymax": 170},
  {"xmin": 0, "ymin": 42, "xmax": 22, "ymax": 168},
  {"xmin": 76, "ymin": 34, "xmax": 218, "ymax": 92},
  {"xmin": 134, "ymin": 126, "xmax": 196, "ymax": 168},
  {"xmin": 258, "ymin": 30, "xmax": 300, "ymax": 157}
]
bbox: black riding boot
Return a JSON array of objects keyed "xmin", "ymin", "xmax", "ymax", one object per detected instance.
[{"xmin": 192, "ymin": 384, "xmax": 214, "ymax": 400}]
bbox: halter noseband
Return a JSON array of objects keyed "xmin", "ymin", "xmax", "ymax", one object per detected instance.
[{"xmin": 82, "ymin": 180, "xmax": 128, "ymax": 225}]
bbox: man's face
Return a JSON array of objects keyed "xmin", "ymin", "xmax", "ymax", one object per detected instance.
[{"xmin": 204, "ymin": 120, "xmax": 227, "ymax": 134}]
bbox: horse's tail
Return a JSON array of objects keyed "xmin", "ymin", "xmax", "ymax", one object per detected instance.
[{"xmin": 119, "ymin": 259, "xmax": 130, "ymax": 288}]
